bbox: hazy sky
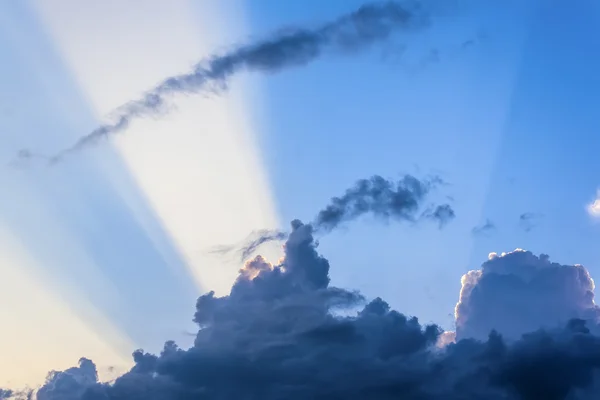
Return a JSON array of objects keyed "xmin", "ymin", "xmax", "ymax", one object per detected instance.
[
  {"xmin": 1, "ymin": 0, "xmax": 600, "ymax": 393},
  {"xmin": 0, "ymin": 0, "xmax": 278, "ymax": 387}
]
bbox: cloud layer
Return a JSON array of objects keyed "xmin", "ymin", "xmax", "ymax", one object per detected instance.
[{"xmin": 8, "ymin": 222, "xmax": 600, "ymax": 399}]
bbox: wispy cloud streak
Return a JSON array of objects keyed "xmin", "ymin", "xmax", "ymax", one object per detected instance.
[
  {"xmin": 15, "ymin": 1, "xmax": 434, "ymax": 165},
  {"xmin": 221, "ymin": 174, "xmax": 454, "ymax": 260}
]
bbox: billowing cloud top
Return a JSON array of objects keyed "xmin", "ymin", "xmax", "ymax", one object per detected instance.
[
  {"xmin": 455, "ymin": 249, "xmax": 600, "ymax": 341},
  {"xmin": 11, "ymin": 223, "xmax": 600, "ymax": 399}
]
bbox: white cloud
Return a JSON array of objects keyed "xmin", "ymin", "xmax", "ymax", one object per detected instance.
[{"xmin": 587, "ymin": 190, "xmax": 600, "ymax": 218}]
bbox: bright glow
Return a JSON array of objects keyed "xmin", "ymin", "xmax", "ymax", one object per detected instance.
[
  {"xmin": 33, "ymin": 0, "xmax": 281, "ymax": 297},
  {"xmin": 0, "ymin": 6, "xmax": 136, "ymax": 386},
  {"xmin": 0, "ymin": 228, "xmax": 131, "ymax": 388},
  {"xmin": 436, "ymin": 331, "xmax": 456, "ymax": 348},
  {"xmin": 0, "ymin": 0, "xmax": 282, "ymax": 389}
]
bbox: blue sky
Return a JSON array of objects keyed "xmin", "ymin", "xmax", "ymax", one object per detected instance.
[
  {"xmin": 242, "ymin": 0, "xmax": 600, "ymax": 329},
  {"xmin": 1, "ymin": 0, "xmax": 600, "ymax": 389}
]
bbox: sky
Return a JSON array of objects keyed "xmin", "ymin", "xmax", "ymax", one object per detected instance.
[
  {"xmin": 245, "ymin": 0, "xmax": 600, "ymax": 326},
  {"xmin": 0, "ymin": 0, "xmax": 278, "ymax": 387},
  {"xmin": 1, "ymin": 0, "xmax": 600, "ymax": 397}
]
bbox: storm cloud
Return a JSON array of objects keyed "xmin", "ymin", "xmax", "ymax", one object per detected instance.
[
  {"xmin": 8, "ymin": 222, "xmax": 600, "ymax": 399},
  {"xmin": 15, "ymin": 0, "xmax": 439, "ymax": 165},
  {"xmin": 230, "ymin": 174, "xmax": 455, "ymax": 260}
]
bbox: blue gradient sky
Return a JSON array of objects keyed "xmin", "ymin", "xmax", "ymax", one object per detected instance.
[
  {"xmin": 1, "ymin": 0, "xmax": 600, "ymax": 388},
  {"xmin": 244, "ymin": 0, "xmax": 600, "ymax": 328}
]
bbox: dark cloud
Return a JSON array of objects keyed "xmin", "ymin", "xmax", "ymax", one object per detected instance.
[
  {"xmin": 220, "ymin": 174, "xmax": 454, "ymax": 260},
  {"xmin": 313, "ymin": 174, "xmax": 448, "ymax": 233},
  {"xmin": 14, "ymin": 224, "xmax": 600, "ymax": 399},
  {"xmin": 14, "ymin": 1, "xmax": 443, "ymax": 166},
  {"xmin": 471, "ymin": 218, "xmax": 496, "ymax": 236},
  {"xmin": 455, "ymin": 249, "xmax": 600, "ymax": 342},
  {"xmin": 519, "ymin": 212, "xmax": 544, "ymax": 232},
  {"xmin": 422, "ymin": 204, "xmax": 455, "ymax": 227},
  {"xmin": 35, "ymin": 358, "xmax": 98, "ymax": 400},
  {"xmin": 208, "ymin": 229, "xmax": 288, "ymax": 262},
  {"xmin": 237, "ymin": 229, "xmax": 288, "ymax": 262}
]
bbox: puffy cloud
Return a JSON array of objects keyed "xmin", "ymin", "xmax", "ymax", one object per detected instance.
[
  {"xmin": 11, "ymin": 225, "xmax": 600, "ymax": 399},
  {"xmin": 36, "ymin": 358, "xmax": 99, "ymax": 400},
  {"xmin": 455, "ymin": 249, "xmax": 600, "ymax": 341}
]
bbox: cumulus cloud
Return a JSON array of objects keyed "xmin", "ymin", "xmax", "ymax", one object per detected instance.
[
  {"xmin": 455, "ymin": 249, "xmax": 600, "ymax": 342},
  {"xmin": 14, "ymin": 0, "xmax": 447, "ymax": 166},
  {"xmin": 10, "ymin": 224, "xmax": 600, "ymax": 399},
  {"xmin": 35, "ymin": 358, "xmax": 98, "ymax": 400},
  {"xmin": 225, "ymin": 174, "xmax": 455, "ymax": 260}
]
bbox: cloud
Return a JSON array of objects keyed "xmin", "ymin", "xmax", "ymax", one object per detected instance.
[
  {"xmin": 0, "ymin": 390, "xmax": 13, "ymax": 400},
  {"xmin": 587, "ymin": 190, "xmax": 600, "ymax": 218},
  {"xmin": 518, "ymin": 212, "xmax": 543, "ymax": 232},
  {"xmin": 13, "ymin": 1, "xmax": 442, "ymax": 166},
  {"xmin": 35, "ymin": 358, "xmax": 98, "ymax": 400},
  {"xmin": 471, "ymin": 218, "xmax": 496, "ymax": 236},
  {"xmin": 421, "ymin": 204, "xmax": 456, "ymax": 228},
  {"xmin": 313, "ymin": 174, "xmax": 449, "ymax": 232},
  {"xmin": 209, "ymin": 229, "xmax": 288, "ymax": 262},
  {"xmin": 455, "ymin": 249, "xmax": 600, "ymax": 342},
  {"xmin": 221, "ymin": 174, "xmax": 454, "ymax": 260},
  {"xmin": 11, "ymin": 224, "xmax": 600, "ymax": 399}
]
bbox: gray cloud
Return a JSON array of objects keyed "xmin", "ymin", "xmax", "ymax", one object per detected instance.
[
  {"xmin": 13, "ymin": 1, "xmax": 440, "ymax": 166},
  {"xmin": 224, "ymin": 174, "xmax": 454, "ymax": 261},
  {"xmin": 36, "ymin": 358, "xmax": 98, "ymax": 400},
  {"xmin": 9, "ymin": 224, "xmax": 600, "ymax": 399},
  {"xmin": 313, "ymin": 174, "xmax": 448, "ymax": 233},
  {"xmin": 422, "ymin": 204, "xmax": 455, "ymax": 227},
  {"xmin": 455, "ymin": 249, "xmax": 600, "ymax": 342},
  {"xmin": 209, "ymin": 229, "xmax": 288, "ymax": 262}
]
